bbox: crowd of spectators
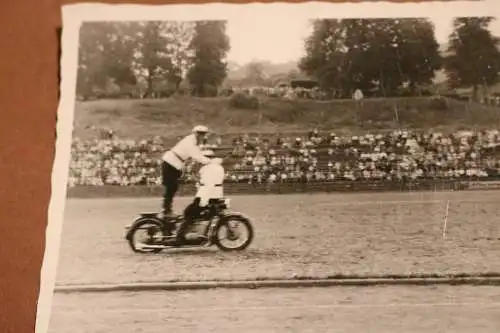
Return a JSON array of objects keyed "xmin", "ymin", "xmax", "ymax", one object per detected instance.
[
  {"xmin": 68, "ymin": 128, "xmax": 500, "ymax": 187},
  {"xmin": 229, "ymin": 86, "xmax": 329, "ymax": 101}
]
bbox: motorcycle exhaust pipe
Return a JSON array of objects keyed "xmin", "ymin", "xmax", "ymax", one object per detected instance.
[{"xmin": 141, "ymin": 244, "xmax": 170, "ymax": 250}]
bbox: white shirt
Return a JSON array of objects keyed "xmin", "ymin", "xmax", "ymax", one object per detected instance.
[
  {"xmin": 196, "ymin": 159, "xmax": 224, "ymax": 206},
  {"xmin": 162, "ymin": 134, "xmax": 212, "ymax": 170}
]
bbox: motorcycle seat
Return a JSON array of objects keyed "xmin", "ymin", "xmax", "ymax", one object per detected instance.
[{"xmin": 139, "ymin": 212, "xmax": 159, "ymax": 218}]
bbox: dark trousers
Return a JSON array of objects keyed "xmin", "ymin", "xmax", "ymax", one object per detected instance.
[
  {"xmin": 161, "ymin": 161, "xmax": 182, "ymax": 213},
  {"xmin": 177, "ymin": 198, "xmax": 218, "ymax": 240}
]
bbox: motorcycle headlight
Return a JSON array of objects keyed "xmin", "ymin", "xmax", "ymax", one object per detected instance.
[{"xmin": 224, "ymin": 198, "xmax": 231, "ymax": 208}]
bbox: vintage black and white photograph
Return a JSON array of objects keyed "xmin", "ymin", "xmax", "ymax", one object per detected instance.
[{"xmin": 39, "ymin": 2, "xmax": 500, "ymax": 332}]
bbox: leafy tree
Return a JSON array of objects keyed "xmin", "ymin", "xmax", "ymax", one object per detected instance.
[
  {"xmin": 243, "ymin": 61, "xmax": 268, "ymax": 86},
  {"xmin": 397, "ymin": 19, "xmax": 442, "ymax": 92},
  {"xmin": 133, "ymin": 21, "xmax": 193, "ymax": 96},
  {"xmin": 164, "ymin": 22, "xmax": 194, "ymax": 89},
  {"xmin": 444, "ymin": 17, "xmax": 500, "ymax": 101},
  {"xmin": 77, "ymin": 22, "xmax": 136, "ymax": 98},
  {"xmin": 299, "ymin": 18, "xmax": 441, "ymax": 97},
  {"xmin": 187, "ymin": 21, "xmax": 230, "ymax": 97},
  {"xmin": 77, "ymin": 21, "xmax": 194, "ymax": 99},
  {"xmin": 300, "ymin": 19, "xmax": 346, "ymax": 95}
]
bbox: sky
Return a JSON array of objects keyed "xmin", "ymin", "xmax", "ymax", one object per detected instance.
[{"xmin": 225, "ymin": 14, "xmax": 500, "ymax": 65}]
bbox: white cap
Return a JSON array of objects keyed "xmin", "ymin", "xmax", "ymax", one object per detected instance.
[
  {"xmin": 202, "ymin": 149, "xmax": 215, "ymax": 157},
  {"xmin": 192, "ymin": 125, "xmax": 210, "ymax": 133}
]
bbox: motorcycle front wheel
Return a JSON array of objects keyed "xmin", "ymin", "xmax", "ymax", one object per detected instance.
[{"xmin": 213, "ymin": 215, "xmax": 254, "ymax": 251}]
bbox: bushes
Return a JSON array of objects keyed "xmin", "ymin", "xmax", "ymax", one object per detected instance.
[
  {"xmin": 428, "ymin": 96, "xmax": 450, "ymax": 111},
  {"xmin": 229, "ymin": 92, "xmax": 260, "ymax": 110}
]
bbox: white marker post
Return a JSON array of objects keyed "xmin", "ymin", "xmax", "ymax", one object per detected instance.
[{"xmin": 442, "ymin": 200, "xmax": 450, "ymax": 240}]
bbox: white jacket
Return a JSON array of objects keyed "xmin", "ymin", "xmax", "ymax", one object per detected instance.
[
  {"xmin": 162, "ymin": 134, "xmax": 212, "ymax": 170},
  {"xmin": 196, "ymin": 159, "xmax": 224, "ymax": 207}
]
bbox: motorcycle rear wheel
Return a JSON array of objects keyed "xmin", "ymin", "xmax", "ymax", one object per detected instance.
[{"xmin": 128, "ymin": 219, "xmax": 166, "ymax": 253}]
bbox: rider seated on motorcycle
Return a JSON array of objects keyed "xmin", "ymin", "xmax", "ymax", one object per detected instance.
[{"xmin": 176, "ymin": 149, "xmax": 225, "ymax": 243}]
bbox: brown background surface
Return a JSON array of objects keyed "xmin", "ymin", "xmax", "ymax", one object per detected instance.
[{"xmin": 0, "ymin": 1, "xmax": 459, "ymax": 332}]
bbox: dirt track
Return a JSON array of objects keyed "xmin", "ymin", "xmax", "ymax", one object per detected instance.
[
  {"xmin": 54, "ymin": 191, "xmax": 500, "ymax": 285},
  {"xmin": 48, "ymin": 285, "xmax": 500, "ymax": 333}
]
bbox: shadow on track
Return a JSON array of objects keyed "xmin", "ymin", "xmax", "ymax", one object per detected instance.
[{"xmin": 127, "ymin": 247, "xmax": 287, "ymax": 259}]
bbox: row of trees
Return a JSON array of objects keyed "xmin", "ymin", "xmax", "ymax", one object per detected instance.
[
  {"xmin": 300, "ymin": 17, "xmax": 500, "ymax": 99},
  {"xmin": 76, "ymin": 17, "xmax": 500, "ymax": 101},
  {"xmin": 77, "ymin": 20, "xmax": 230, "ymax": 98}
]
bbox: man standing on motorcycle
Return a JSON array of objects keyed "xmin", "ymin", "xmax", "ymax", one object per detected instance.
[
  {"xmin": 160, "ymin": 125, "xmax": 213, "ymax": 219},
  {"xmin": 176, "ymin": 149, "xmax": 225, "ymax": 244}
]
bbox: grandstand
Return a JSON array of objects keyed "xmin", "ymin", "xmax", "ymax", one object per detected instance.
[
  {"xmin": 68, "ymin": 126, "xmax": 500, "ymax": 189},
  {"xmin": 67, "ymin": 94, "xmax": 500, "ymax": 197}
]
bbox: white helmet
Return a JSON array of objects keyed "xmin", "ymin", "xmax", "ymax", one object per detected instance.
[{"xmin": 192, "ymin": 125, "xmax": 210, "ymax": 134}]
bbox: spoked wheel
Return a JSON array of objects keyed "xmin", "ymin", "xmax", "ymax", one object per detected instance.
[
  {"xmin": 214, "ymin": 215, "xmax": 254, "ymax": 251},
  {"xmin": 127, "ymin": 219, "xmax": 166, "ymax": 253}
]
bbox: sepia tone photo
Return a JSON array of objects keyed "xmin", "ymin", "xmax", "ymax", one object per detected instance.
[{"xmin": 39, "ymin": 2, "xmax": 499, "ymax": 333}]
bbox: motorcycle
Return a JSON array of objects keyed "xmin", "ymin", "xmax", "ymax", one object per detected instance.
[{"xmin": 124, "ymin": 197, "xmax": 254, "ymax": 253}]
